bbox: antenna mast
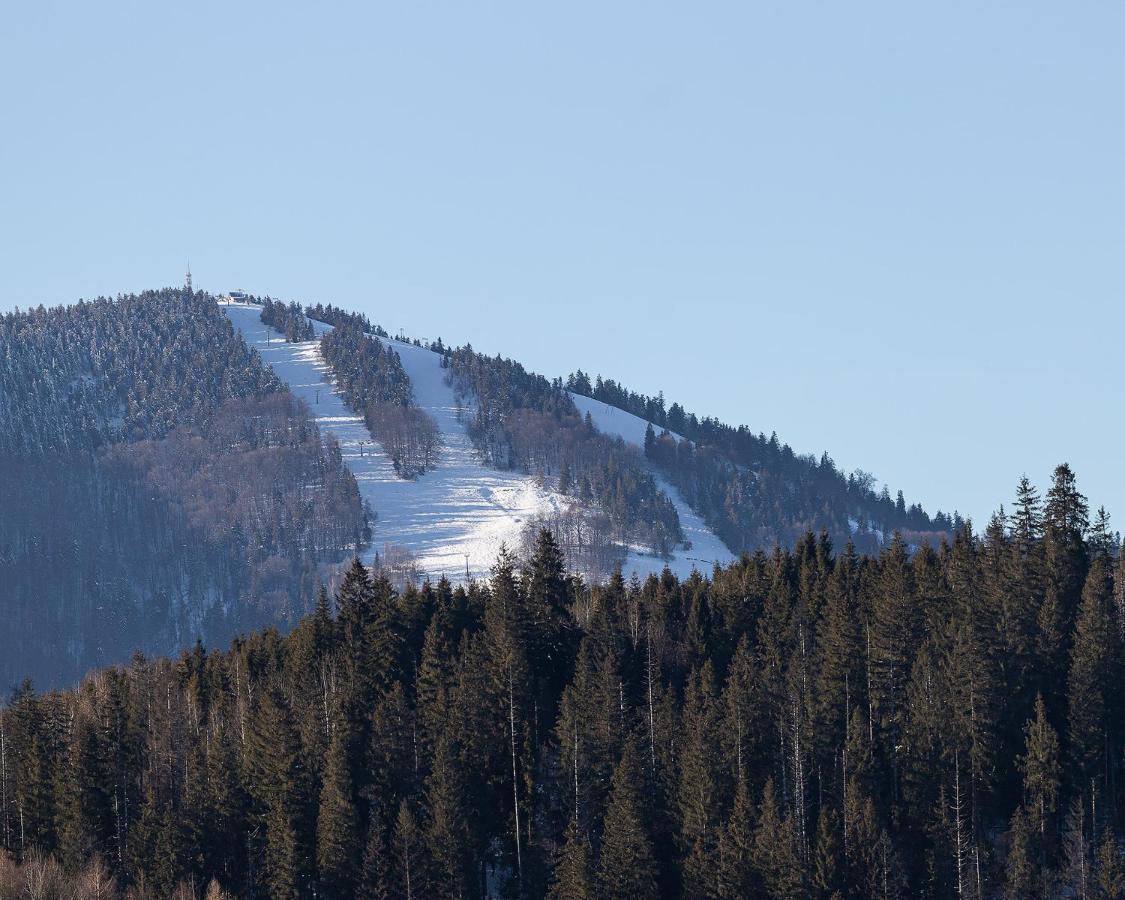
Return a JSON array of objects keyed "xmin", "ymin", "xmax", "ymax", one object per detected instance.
[{"xmin": 185, "ymin": 262, "xmax": 193, "ymax": 294}]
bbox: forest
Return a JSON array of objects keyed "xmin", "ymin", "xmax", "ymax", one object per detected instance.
[
  {"xmin": 2, "ymin": 464, "xmax": 1123, "ymax": 899},
  {"xmin": 445, "ymin": 344, "xmax": 683, "ymax": 563},
  {"xmin": 0, "ymin": 290, "xmax": 368, "ymax": 688},
  {"xmin": 567, "ymin": 371, "xmax": 955, "ymax": 555},
  {"xmin": 260, "ymin": 298, "xmax": 315, "ymax": 343}
]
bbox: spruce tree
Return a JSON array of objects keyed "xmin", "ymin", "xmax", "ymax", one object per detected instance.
[
  {"xmin": 484, "ymin": 545, "xmax": 532, "ymax": 889},
  {"xmin": 357, "ymin": 824, "xmax": 393, "ymax": 900},
  {"xmin": 1096, "ymin": 825, "xmax": 1124, "ymax": 899},
  {"xmin": 751, "ymin": 778, "xmax": 802, "ymax": 900},
  {"xmin": 549, "ymin": 818, "xmax": 593, "ymax": 900},
  {"xmin": 245, "ymin": 687, "xmax": 312, "ymax": 900},
  {"xmin": 1040, "ymin": 463, "xmax": 1090, "ymax": 700},
  {"xmin": 392, "ymin": 800, "xmax": 427, "ymax": 900},
  {"xmin": 316, "ymin": 723, "xmax": 360, "ymax": 898},
  {"xmin": 812, "ymin": 805, "xmax": 842, "ymax": 900},
  {"xmin": 677, "ymin": 662, "xmax": 720, "ymax": 894},
  {"xmin": 424, "ymin": 734, "xmax": 468, "ymax": 900},
  {"xmin": 1004, "ymin": 804, "xmax": 1037, "ymax": 899},
  {"xmin": 1018, "ymin": 694, "xmax": 1061, "ymax": 850},
  {"xmin": 716, "ymin": 773, "xmax": 756, "ymax": 899},
  {"xmin": 597, "ymin": 739, "xmax": 658, "ymax": 899},
  {"xmin": 1067, "ymin": 556, "xmax": 1116, "ymax": 787}
]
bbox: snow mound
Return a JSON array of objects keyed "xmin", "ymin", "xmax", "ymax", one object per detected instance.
[{"xmin": 224, "ymin": 302, "xmax": 732, "ymax": 583}]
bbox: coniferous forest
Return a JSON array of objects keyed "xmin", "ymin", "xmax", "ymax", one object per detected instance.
[
  {"xmin": 0, "ymin": 291, "xmax": 368, "ymax": 688},
  {"xmin": 2, "ymin": 466, "xmax": 1124, "ymax": 898}
]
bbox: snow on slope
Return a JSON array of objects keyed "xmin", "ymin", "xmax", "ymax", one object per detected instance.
[
  {"xmin": 224, "ymin": 301, "xmax": 730, "ymax": 582},
  {"xmin": 225, "ymin": 302, "xmax": 565, "ymax": 581},
  {"xmin": 569, "ymin": 393, "xmax": 736, "ymax": 574}
]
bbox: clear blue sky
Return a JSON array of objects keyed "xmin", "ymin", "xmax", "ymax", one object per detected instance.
[{"xmin": 2, "ymin": 2, "xmax": 1122, "ymax": 529}]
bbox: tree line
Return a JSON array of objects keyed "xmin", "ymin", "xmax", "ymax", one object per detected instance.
[
  {"xmin": 304, "ymin": 303, "xmax": 384, "ymax": 337},
  {"xmin": 317, "ymin": 324, "xmax": 441, "ymax": 478},
  {"xmin": 446, "ymin": 344, "xmax": 683, "ymax": 561},
  {"xmin": 569, "ymin": 370, "xmax": 955, "ymax": 555},
  {"xmin": 2, "ymin": 464, "xmax": 1122, "ymax": 897},
  {"xmin": 259, "ymin": 298, "xmax": 315, "ymax": 343}
]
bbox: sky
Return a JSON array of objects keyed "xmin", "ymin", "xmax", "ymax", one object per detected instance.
[{"xmin": 1, "ymin": 2, "xmax": 1122, "ymax": 529}]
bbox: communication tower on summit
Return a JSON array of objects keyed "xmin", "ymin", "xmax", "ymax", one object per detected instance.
[{"xmin": 185, "ymin": 262, "xmax": 193, "ymax": 293}]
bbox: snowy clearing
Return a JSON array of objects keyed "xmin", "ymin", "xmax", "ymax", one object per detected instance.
[{"xmin": 224, "ymin": 302, "xmax": 731, "ymax": 583}]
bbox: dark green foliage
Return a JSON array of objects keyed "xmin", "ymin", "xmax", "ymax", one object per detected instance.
[
  {"xmin": 316, "ymin": 725, "xmax": 360, "ymax": 898},
  {"xmin": 548, "ymin": 818, "xmax": 592, "ymax": 900},
  {"xmin": 597, "ymin": 739, "xmax": 659, "ymax": 899},
  {"xmin": 305, "ymin": 302, "xmax": 382, "ymax": 335},
  {"xmin": 2, "ymin": 464, "xmax": 1122, "ymax": 899}
]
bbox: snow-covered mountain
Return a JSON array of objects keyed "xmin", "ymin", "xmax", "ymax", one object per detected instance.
[{"xmin": 223, "ymin": 302, "xmax": 734, "ymax": 582}]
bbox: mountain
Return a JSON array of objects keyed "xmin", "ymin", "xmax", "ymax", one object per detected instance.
[
  {"xmin": 225, "ymin": 294, "xmax": 952, "ymax": 575},
  {"xmin": 1, "ymin": 288, "xmax": 946, "ymax": 687}
]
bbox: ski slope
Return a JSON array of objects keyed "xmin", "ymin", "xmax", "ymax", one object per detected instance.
[
  {"xmin": 569, "ymin": 393, "xmax": 736, "ymax": 574},
  {"xmin": 224, "ymin": 302, "xmax": 732, "ymax": 582}
]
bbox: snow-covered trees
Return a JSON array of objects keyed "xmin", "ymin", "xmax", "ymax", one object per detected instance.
[
  {"xmin": 0, "ymin": 291, "xmax": 367, "ymax": 688},
  {"xmin": 260, "ymin": 297, "xmax": 315, "ymax": 342}
]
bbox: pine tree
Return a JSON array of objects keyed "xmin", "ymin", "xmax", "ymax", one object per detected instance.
[
  {"xmin": 1067, "ymin": 556, "xmax": 1116, "ymax": 786},
  {"xmin": 392, "ymin": 800, "xmax": 426, "ymax": 900},
  {"xmin": 526, "ymin": 527, "xmax": 574, "ymax": 718},
  {"xmin": 677, "ymin": 663, "xmax": 720, "ymax": 895},
  {"xmin": 1019, "ymin": 694, "xmax": 1060, "ymax": 848},
  {"xmin": 358, "ymin": 824, "xmax": 393, "ymax": 900},
  {"xmin": 1041, "ymin": 463, "xmax": 1091, "ymax": 697},
  {"xmin": 1062, "ymin": 797, "xmax": 1091, "ymax": 900},
  {"xmin": 716, "ymin": 773, "xmax": 756, "ymax": 899},
  {"xmin": 751, "ymin": 778, "xmax": 802, "ymax": 900},
  {"xmin": 598, "ymin": 739, "xmax": 658, "ymax": 899},
  {"xmin": 1096, "ymin": 825, "xmax": 1124, "ymax": 899},
  {"xmin": 415, "ymin": 605, "xmax": 453, "ymax": 766},
  {"xmin": 812, "ymin": 542, "xmax": 861, "ymax": 764},
  {"xmin": 484, "ymin": 545, "xmax": 532, "ymax": 890},
  {"xmin": 245, "ymin": 686, "xmax": 312, "ymax": 900},
  {"xmin": 869, "ymin": 534, "xmax": 918, "ymax": 806},
  {"xmin": 316, "ymin": 722, "xmax": 360, "ymax": 898},
  {"xmin": 1004, "ymin": 804, "xmax": 1037, "ymax": 899},
  {"xmin": 57, "ymin": 702, "xmax": 111, "ymax": 871},
  {"xmin": 558, "ymin": 460, "xmax": 572, "ymax": 495},
  {"xmin": 424, "ymin": 734, "xmax": 468, "ymax": 900},
  {"xmin": 812, "ymin": 805, "xmax": 842, "ymax": 900},
  {"xmin": 549, "ymin": 818, "xmax": 593, "ymax": 900}
]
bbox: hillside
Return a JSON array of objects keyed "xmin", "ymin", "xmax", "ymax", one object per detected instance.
[
  {"xmin": 224, "ymin": 300, "xmax": 734, "ymax": 583},
  {"xmin": 0, "ymin": 290, "xmax": 367, "ymax": 688},
  {"xmin": 224, "ymin": 302, "xmax": 572, "ymax": 583},
  {"xmin": 0, "ymin": 287, "xmax": 951, "ymax": 690},
  {"xmin": 226, "ymin": 294, "xmax": 950, "ymax": 581}
]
